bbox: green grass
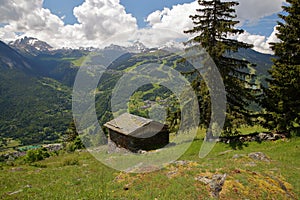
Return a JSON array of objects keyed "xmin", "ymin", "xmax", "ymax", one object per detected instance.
[
  {"xmin": 0, "ymin": 139, "xmax": 21, "ymax": 155},
  {"xmin": 6, "ymin": 139, "xmax": 20, "ymax": 148},
  {"xmin": 0, "ymin": 134, "xmax": 299, "ymax": 199},
  {"xmin": 39, "ymin": 78, "xmax": 71, "ymax": 93},
  {"xmin": 124, "ymin": 61, "xmax": 147, "ymax": 72},
  {"xmin": 72, "ymin": 56, "xmax": 88, "ymax": 67},
  {"xmin": 237, "ymin": 125, "xmax": 269, "ymax": 135}
]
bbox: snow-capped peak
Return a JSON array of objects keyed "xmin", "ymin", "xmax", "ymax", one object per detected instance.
[{"xmin": 9, "ymin": 37, "xmax": 53, "ymax": 55}]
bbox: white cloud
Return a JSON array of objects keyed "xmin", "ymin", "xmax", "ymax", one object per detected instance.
[
  {"xmin": 234, "ymin": 26, "xmax": 280, "ymax": 54},
  {"xmin": 73, "ymin": 0, "xmax": 137, "ymax": 41},
  {"xmin": 145, "ymin": 0, "xmax": 284, "ymax": 54},
  {"xmin": 0, "ymin": 0, "xmax": 138, "ymax": 48},
  {"xmin": 145, "ymin": 0, "xmax": 285, "ymax": 32},
  {"xmin": 235, "ymin": 0, "xmax": 285, "ymax": 25},
  {"xmin": 0, "ymin": 0, "xmax": 42, "ymax": 22},
  {"xmin": 267, "ymin": 26, "xmax": 281, "ymax": 44},
  {"xmin": 0, "ymin": 0, "xmax": 65, "ymax": 45},
  {"xmin": 135, "ymin": 28, "xmax": 187, "ymax": 48},
  {"xmin": 146, "ymin": 1, "xmax": 198, "ymax": 34}
]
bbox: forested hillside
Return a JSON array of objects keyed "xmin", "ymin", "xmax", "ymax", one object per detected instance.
[{"xmin": 0, "ymin": 42, "xmax": 73, "ymax": 145}]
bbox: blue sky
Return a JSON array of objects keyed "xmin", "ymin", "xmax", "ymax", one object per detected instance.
[
  {"xmin": 43, "ymin": 0, "xmax": 196, "ymax": 27},
  {"xmin": 43, "ymin": 0, "xmax": 84, "ymax": 25},
  {"xmin": 241, "ymin": 13, "xmax": 280, "ymax": 36},
  {"xmin": 43, "ymin": 0, "xmax": 279, "ymax": 36},
  {"xmin": 121, "ymin": 0, "xmax": 196, "ymax": 27}
]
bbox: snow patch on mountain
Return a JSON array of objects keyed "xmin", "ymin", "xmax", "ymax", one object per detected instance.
[{"xmin": 9, "ymin": 37, "xmax": 54, "ymax": 55}]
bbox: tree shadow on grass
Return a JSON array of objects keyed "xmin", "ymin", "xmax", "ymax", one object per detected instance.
[{"xmin": 228, "ymin": 140, "xmax": 249, "ymax": 150}]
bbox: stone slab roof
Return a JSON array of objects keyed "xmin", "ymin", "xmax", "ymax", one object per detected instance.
[{"xmin": 104, "ymin": 113, "xmax": 164, "ymax": 136}]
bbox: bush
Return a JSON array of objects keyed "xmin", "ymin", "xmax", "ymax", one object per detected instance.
[
  {"xmin": 0, "ymin": 155, "xmax": 6, "ymax": 162},
  {"xmin": 65, "ymin": 142, "xmax": 76, "ymax": 153},
  {"xmin": 50, "ymin": 150, "xmax": 61, "ymax": 156},
  {"xmin": 73, "ymin": 137, "xmax": 84, "ymax": 149},
  {"xmin": 291, "ymin": 127, "xmax": 300, "ymax": 137},
  {"xmin": 65, "ymin": 136, "xmax": 84, "ymax": 152},
  {"xmin": 24, "ymin": 148, "xmax": 50, "ymax": 163}
]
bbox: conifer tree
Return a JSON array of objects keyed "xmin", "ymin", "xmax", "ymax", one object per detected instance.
[
  {"xmin": 65, "ymin": 120, "xmax": 79, "ymax": 142},
  {"xmin": 262, "ymin": 0, "xmax": 300, "ymax": 135},
  {"xmin": 64, "ymin": 120, "xmax": 85, "ymax": 150},
  {"xmin": 184, "ymin": 0, "xmax": 255, "ymax": 134}
]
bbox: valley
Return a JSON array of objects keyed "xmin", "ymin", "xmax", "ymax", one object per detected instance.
[{"xmin": 0, "ymin": 37, "xmax": 274, "ymax": 146}]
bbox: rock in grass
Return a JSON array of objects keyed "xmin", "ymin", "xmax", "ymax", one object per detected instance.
[
  {"xmin": 8, "ymin": 185, "xmax": 31, "ymax": 195},
  {"xmin": 10, "ymin": 167, "xmax": 23, "ymax": 172},
  {"xmin": 248, "ymin": 152, "xmax": 270, "ymax": 162},
  {"xmin": 232, "ymin": 154, "xmax": 246, "ymax": 159},
  {"xmin": 218, "ymin": 150, "xmax": 233, "ymax": 156},
  {"xmin": 209, "ymin": 174, "xmax": 227, "ymax": 198},
  {"xmin": 195, "ymin": 174, "xmax": 227, "ymax": 198},
  {"xmin": 194, "ymin": 176, "xmax": 211, "ymax": 184}
]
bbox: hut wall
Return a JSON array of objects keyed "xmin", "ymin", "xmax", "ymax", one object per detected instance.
[{"xmin": 109, "ymin": 129, "xmax": 169, "ymax": 152}]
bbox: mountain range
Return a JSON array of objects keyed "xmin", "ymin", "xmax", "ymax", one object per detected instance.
[{"xmin": 0, "ymin": 37, "xmax": 274, "ymax": 145}]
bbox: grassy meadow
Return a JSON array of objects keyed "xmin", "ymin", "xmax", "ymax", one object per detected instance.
[{"xmin": 0, "ymin": 128, "xmax": 299, "ymax": 199}]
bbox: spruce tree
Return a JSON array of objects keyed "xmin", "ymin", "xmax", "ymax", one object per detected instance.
[
  {"xmin": 184, "ymin": 0, "xmax": 255, "ymax": 134},
  {"xmin": 64, "ymin": 120, "xmax": 85, "ymax": 150},
  {"xmin": 65, "ymin": 120, "xmax": 79, "ymax": 142},
  {"xmin": 262, "ymin": 0, "xmax": 300, "ymax": 135}
]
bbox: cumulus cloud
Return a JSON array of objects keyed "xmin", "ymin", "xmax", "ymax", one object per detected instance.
[
  {"xmin": 236, "ymin": 26, "xmax": 280, "ymax": 54},
  {"xmin": 235, "ymin": 0, "xmax": 285, "ymax": 25},
  {"xmin": 0, "ymin": 0, "xmax": 65, "ymax": 45},
  {"xmin": 146, "ymin": 1, "xmax": 198, "ymax": 34},
  {"xmin": 73, "ymin": 0, "xmax": 137, "ymax": 41},
  {"xmin": 135, "ymin": 28, "xmax": 187, "ymax": 48},
  {"xmin": 0, "ymin": 0, "xmax": 137, "ymax": 48},
  {"xmin": 145, "ymin": 0, "xmax": 285, "ymax": 32},
  {"xmin": 145, "ymin": 0, "xmax": 284, "ymax": 54},
  {"xmin": 0, "ymin": 0, "xmax": 42, "ymax": 22}
]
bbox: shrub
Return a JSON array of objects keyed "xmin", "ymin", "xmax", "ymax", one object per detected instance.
[
  {"xmin": 73, "ymin": 137, "xmax": 84, "ymax": 149},
  {"xmin": 291, "ymin": 127, "xmax": 300, "ymax": 137},
  {"xmin": 65, "ymin": 142, "xmax": 76, "ymax": 153},
  {"xmin": 24, "ymin": 148, "xmax": 50, "ymax": 163},
  {"xmin": 65, "ymin": 136, "xmax": 84, "ymax": 152}
]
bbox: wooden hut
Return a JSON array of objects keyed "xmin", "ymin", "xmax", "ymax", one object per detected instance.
[{"xmin": 104, "ymin": 113, "xmax": 169, "ymax": 152}]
